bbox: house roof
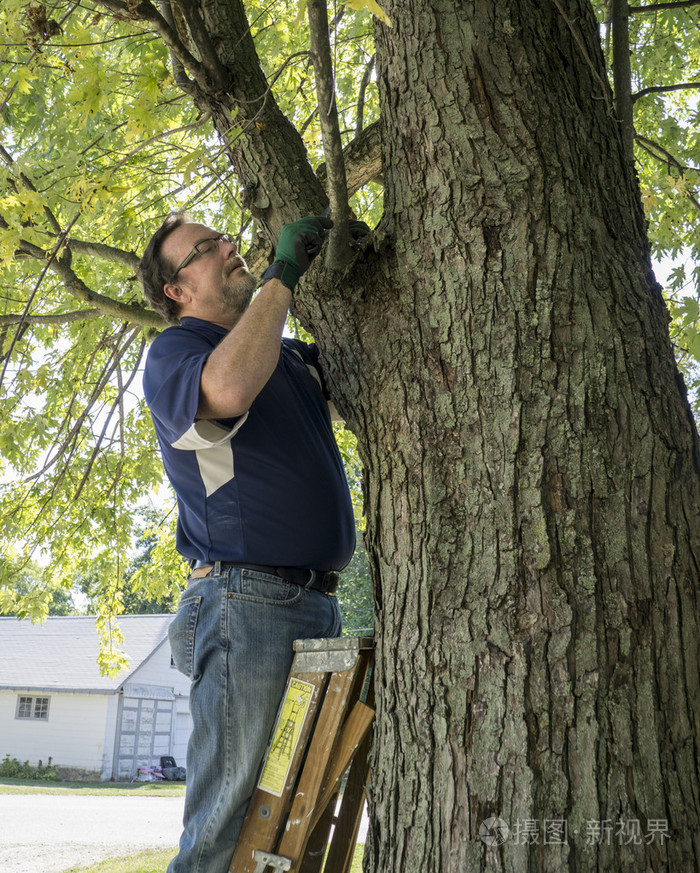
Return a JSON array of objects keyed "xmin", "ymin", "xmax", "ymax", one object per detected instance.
[{"xmin": 0, "ymin": 615, "xmax": 175, "ymax": 694}]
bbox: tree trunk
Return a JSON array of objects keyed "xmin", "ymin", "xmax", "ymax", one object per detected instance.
[
  {"xmin": 121, "ymin": 0, "xmax": 700, "ymax": 867},
  {"xmin": 302, "ymin": 1, "xmax": 700, "ymax": 870}
]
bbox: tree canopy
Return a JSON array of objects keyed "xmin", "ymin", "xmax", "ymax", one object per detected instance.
[{"xmin": 0, "ymin": 0, "xmax": 698, "ymax": 636}]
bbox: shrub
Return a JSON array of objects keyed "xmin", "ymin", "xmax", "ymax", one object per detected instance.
[{"xmin": 0, "ymin": 754, "xmax": 58, "ymax": 780}]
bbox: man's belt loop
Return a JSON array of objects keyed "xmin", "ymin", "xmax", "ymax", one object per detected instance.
[
  {"xmin": 214, "ymin": 560, "xmax": 221, "ymax": 575},
  {"xmin": 302, "ymin": 569, "xmax": 317, "ymax": 590}
]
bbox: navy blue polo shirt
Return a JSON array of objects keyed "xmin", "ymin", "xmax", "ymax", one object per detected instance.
[{"xmin": 143, "ymin": 317, "xmax": 355, "ymax": 570}]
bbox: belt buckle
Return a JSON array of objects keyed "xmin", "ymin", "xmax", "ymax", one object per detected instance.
[{"xmin": 320, "ymin": 571, "xmax": 340, "ymax": 595}]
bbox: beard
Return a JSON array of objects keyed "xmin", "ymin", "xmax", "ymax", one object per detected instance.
[{"xmin": 220, "ymin": 265, "xmax": 256, "ymax": 319}]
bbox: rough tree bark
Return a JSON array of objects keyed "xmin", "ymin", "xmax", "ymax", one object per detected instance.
[
  {"xmin": 303, "ymin": 2, "xmax": 700, "ymax": 870},
  {"xmin": 110, "ymin": 0, "xmax": 700, "ymax": 869}
]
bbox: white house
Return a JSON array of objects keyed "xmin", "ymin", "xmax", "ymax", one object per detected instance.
[{"xmin": 0, "ymin": 615, "xmax": 192, "ymax": 781}]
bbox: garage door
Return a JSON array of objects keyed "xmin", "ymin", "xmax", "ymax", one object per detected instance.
[{"xmin": 114, "ymin": 696, "xmax": 174, "ymax": 780}]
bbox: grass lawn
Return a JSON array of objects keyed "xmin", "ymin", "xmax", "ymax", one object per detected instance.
[
  {"xmin": 60, "ymin": 844, "xmax": 365, "ymax": 872},
  {"xmin": 0, "ymin": 777, "xmax": 185, "ymax": 797},
  {"xmin": 60, "ymin": 845, "xmax": 365, "ymax": 873},
  {"xmin": 62, "ymin": 849, "xmax": 178, "ymax": 873}
]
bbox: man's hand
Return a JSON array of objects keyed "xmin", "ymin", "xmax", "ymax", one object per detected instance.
[
  {"xmin": 261, "ymin": 215, "xmax": 334, "ymax": 291},
  {"xmin": 349, "ymin": 219, "xmax": 371, "ymax": 242}
]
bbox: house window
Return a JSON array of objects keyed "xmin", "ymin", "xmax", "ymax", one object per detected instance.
[{"xmin": 16, "ymin": 696, "xmax": 50, "ymax": 721}]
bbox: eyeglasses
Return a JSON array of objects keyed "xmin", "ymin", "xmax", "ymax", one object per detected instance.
[{"xmin": 170, "ymin": 233, "xmax": 236, "ymax": 280}]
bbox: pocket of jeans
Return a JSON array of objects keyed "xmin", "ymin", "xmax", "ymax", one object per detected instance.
[
  {"xmin": 168, "ymin": 595, "xmax": 202, "ymax": 680},
  {"xmin": 238, "ymin": 569, "xmax": 304, "ymax": 605}
]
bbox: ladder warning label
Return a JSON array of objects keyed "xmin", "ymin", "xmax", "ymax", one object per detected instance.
[{"xmin": 258, "ymin": 677, "xmax": 314, "ymax": 796}]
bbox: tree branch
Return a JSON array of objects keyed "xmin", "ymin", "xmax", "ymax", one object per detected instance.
[
  {"xmin": 0, "ymin": 1, "xmax": 81, "ymax": 114},
  {"xmin": 635, "ymin": 134, "xmax": 700, "ymax": 211},
  {"xmin": 53, "ymin": 256, "xmax": 164, "ymax": 327},
  {"xmin": 1, "ymin": 141, "xmax": 141, "ymax": 276},
  {"xmin": 612, "ymin": 0, "xmax": 636, "ymax": 164},
  {"xmin": 73, "ymin": 332, "xmax": 145, "ymax": 501},
  {"xmin": 355, "ymin": 55, "xmax": 375, "ymax": 137},
  {"xmin": 16, "ymin": 239, "xmax": 164, "ymax": 328},
  {"xmin": 307, "ymin": 0, "xmax": 350, "ymax": 269},
  {"xmin": 0, "ymin": 143, "xmax": 62, "ymax": 236},
  {"xmin": 94, "ymin": 0, "xmax": 210, "ymax": 90},
  {"xmin": 636, "ymin": 134, "xmax": 700, "ymax": 174},
  {"xmin": 316, "ymin": 120, "xmax": 383, "ymax": 197},
  {"xmin": 632, "ymin": 81, "xmax": 700, "ymax": 103},
  {"xmin": 67, "ymin": 240, "xmax": 140, "ymax": 272},
  {"xmin": 629, "ymin": 0, "xmax": 700, "ymax": 12},
  {"xmin": 174, "ymin": 0, "xmax": 229, "ymax": 90},
  {"xmin": 240, "ymin": 122, "xmax": 382, "ymax": 274},
  {"xmin": 0, "ymin": 309, "xmax": 100, "ymax": 326},
  {"xmin": 23, "ymin": 327, "xmax": 142, "ymax": 487},
  {"xmin": 0, "ymin": 210, "xmax": 86, "ymax": 392},
  {"xmin": 158, "ymin": 0, "xmax": 194, "ymax": 90}
]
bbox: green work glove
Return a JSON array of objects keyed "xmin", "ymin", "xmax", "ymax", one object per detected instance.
[
  {"xmin": 261, "ymin": 215, "xmax": 334, "ymax": 291},
  {"xmin": 349, "ymin": 219, "xmax": 371, "ymax": 241}
]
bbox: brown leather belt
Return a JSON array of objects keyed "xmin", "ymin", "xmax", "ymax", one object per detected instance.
[{"xmin": 189, "ymin": 562, "xmax": 339, "ymax": 595}]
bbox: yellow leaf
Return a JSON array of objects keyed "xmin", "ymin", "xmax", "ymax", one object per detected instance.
[
  {"xmin": 345, "ymin": 0, "xmax": 392, "ymax": 27},
  {"xmin": 641, "ymin": 189, "xmax": 657, "ymax": 214},
  {"xmin": 20, "ymin": 189, "xmax": 46, "ymax": 221},
  {"xmin": 14, "ymin": 65, "xmax": 37, "ymax": 95}
]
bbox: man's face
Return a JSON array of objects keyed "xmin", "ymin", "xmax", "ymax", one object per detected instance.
[{"xmin": 162, "ymin": 223, "xmax": 256, "ymax": 327}]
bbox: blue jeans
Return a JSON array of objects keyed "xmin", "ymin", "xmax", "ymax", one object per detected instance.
[{"xmin": 167, "ymin": 566, "xmax": 342, "ymax": 873}]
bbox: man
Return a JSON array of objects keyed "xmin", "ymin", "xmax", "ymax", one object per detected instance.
[{"xmin": 138, "ymin": 213, "xmax": 358, "ymax": 873}]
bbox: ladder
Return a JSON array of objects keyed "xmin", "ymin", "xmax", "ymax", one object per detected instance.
[{"xmin": 229, "ymin": 636, "xmax": 374, "ymax": 873}]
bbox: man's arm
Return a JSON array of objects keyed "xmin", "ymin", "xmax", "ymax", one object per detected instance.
[
  {"xmin": 197, "ymin": 278, "xmax": 291, "ymax": 420},
  {"xmin": 197, "ymin": 215, "xmax": 334, "ymax": 420}
]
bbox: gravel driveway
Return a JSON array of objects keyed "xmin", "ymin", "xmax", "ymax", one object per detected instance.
[{"xmin": 0, "ymin": 793, "xmax": 185, "ymax": 873}]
